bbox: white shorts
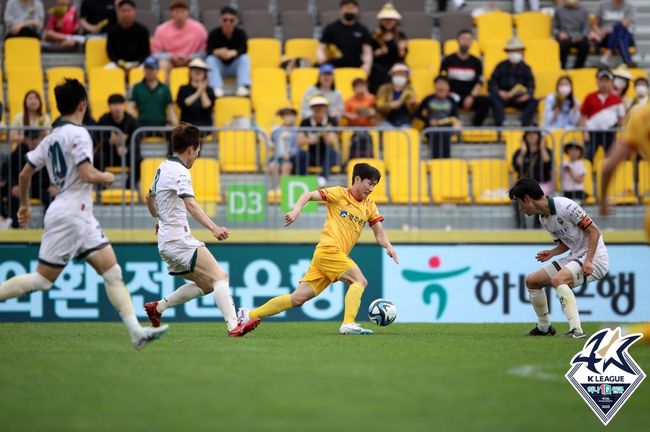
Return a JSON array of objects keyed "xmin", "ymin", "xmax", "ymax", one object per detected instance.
[
  {"xmin": 39, "ymin": 213, "xmax": 109, "ymax": 268},
  {"xmin": 159, "ymin": 234, "xmax": 205, "ymax": 275},
  {"xmin": 543, "ymin": 249, "xmax": 609, "ymax": 286}
]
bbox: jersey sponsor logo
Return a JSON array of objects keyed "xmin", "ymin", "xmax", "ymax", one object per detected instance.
[
  {"xmin": 566, "ymin": 327, "xmax": 646, "ymax": 425},
  {"xmin": 339, "ymin": 209, "xmax": 364, "ymax": 227}
]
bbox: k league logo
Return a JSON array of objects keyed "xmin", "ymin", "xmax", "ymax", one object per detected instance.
[{"xmin": 565, "ymin": 328, "xmax": 646, "ymax": 425}]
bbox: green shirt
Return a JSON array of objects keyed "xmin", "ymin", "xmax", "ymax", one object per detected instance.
[{"xmin": 129, "ymin": 80, "xmax": 173, "ymax": 126}]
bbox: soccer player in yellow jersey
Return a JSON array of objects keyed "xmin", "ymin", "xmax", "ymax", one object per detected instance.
[
  {"xmin": 600, "ymin": 102, "xmax": 650, "ymax": 342},
  {"xmin": 238, "ymin": 162, "xmax": 399, "ymax": 335}
]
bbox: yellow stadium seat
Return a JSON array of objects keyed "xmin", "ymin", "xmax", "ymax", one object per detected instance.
[
  {"xmin": 470, "ymin": 159, "xmax": 511, "ymax": 204},
  {"xmin": 341, "ymin": 130, "xmax": 380, "ymax": 163},
  {"xmin": 567, "ymin": 68, "xmax": 598, "ymax": 103},
  {"xmin": 346, "ymin": 158, "xmax": 388, "ymax": 204},
  {"xmin": 381, "ymin": 128, "xmax": 420, "ymax": 173},
  {"xmin": 525, "ymin": 40, "xmax": 561, "ymax": 72},
  {"xmin": 88, "ymin": 68, "xmax": 126, "ymax": 117},
  {"xmin": 597, "ymin": 160, "xmax": 637, "ymax": 205},
  {"xmin": 248, "ymin": 38, "xmax": 282, "ymax": 70},
  {"xmin": 85, "ymin": 38, "xmax": 110, "ymax": 71},
  {"xmin": 218, "ymin": 130, "xmax": 259, "ymax": 172},
  {"xmin": 7, "ymin": 68, "xmax": 45, "ymax": 121},
  {"xmin": 4, "ymin": 38, "xmax": 41, "ymax": 77},
  {"xmin": 284, "ymin": 38, "xmax": 319, "ymax": 64},
  {"xmin": 289, "ymin": 67, "xmax": 319, "ymax": 108},
  {"xmin": 189, "ymin": 158, "xmax": 222, "ymax": 203},
  {"xmin": 101, "ymin": 189, "xmax": 138, "ymax": 204},
  {"xmin": 0, "ymin": 69, "xmax": 4, "ymax": 118},
  {"xmin": 389, "ymin": 160, "xmax": 429, "ymax": 204},
  {"xmin": 333, "ymin": 68, "xmax": 367, "ymax": 101},
  {"xmin": 251, "ymin": 68, "xmax": 287, "ymax": 107},
  {"xmin": 139, "ymin": 158, "xmax": 165, "ymax": 199},
  {"xmin": 482, "ymin": 40, "xmax": 508, "ymax": 79},
  {"xmin": 638, "ymin": 160, "xmax": 650, "ymax": 205},
  {"xmin": 46, "ymin": 67, "xmax": 85, "ymax": 118},
  {"xmin": 410, "ymin": 69, "xmax": 435, "ymax": 102},
  {"xmin": 514, "ymin": 12, "xmax": 552, "ymax": 42},
  {"xmin": 503, "ymin": 129, "xmax": 524, "ymax": 162},
  {"xmin": 254, "ymin": 98, "xmax": 291, "ymax": 129},
  {"xmin": 128, "ymin": 67, "xmax": 166, "ymax": 86},
  {"xmin": 476, "ymin": 11, "xmax": 513, "ymax": 51},
  {"xmin": 442, "ymin": 39, "xmax": 481, "ymax": 57},
  {"xmin": 169, "ymin": 67, "xmax": 189, "ymax": 101},
  {"xmin": 533, "ymin": 69, "xmax": 563, "ymax": 99},
  {"xmin": 405, "ymin": 39, "xmax": 441, "ymax": 72},
  {"xmin": 215, "ymin": 97, "xmax": 252, "ymax": 126},
  {"xmin": 427, "ymin": 159, "xmax": 471, "ymax": 204}
]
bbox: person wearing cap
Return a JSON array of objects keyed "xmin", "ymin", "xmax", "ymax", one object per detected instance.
[
  {"xmin": 301, "ymin": 64, "xmax": 344, "ymax": 120},
  {"xmin": 376, "ymin": 63, "xmax": 418, "ymax": 127},
  {"xmin": 489, "ymin": 36, "xmax": 538, "ymax": 127},
  {"xmin": 79, "ymin": 0, "xmax": 116, "ymax": 35},
  {"xmin": 269, "ymin": 106, "xmax": 299, "ymax": 188},
  {"xmin": 369, "ymin": 3, "xmax": 408, "ymax": 93},
  {"xmin": 297, "ymin": 96, "xmax": 340, "ymax": 187},
  {"xmin": 440, "ymin": 29, "xmax": 489, "ymax": 126},
  {"xmin": 129, "ymin": 56, "xmax": 178, "ymax": 130},
  {"xmin": 3, "ymin": 0, "xmax": 44, "ymax": 40},
  {"xmin": 152, "ymin": 0, "xmax": 207, "ymax": 81},
  {"xmin": 561, "ymin": 142, "xmax": 586, "ymax": 202},
  {"xmin": 176, "ymin": 59, "xmax": 216, "ymax": 127},
  {"xmin": 416, "ymin": 76, "xmax": 461, "ymax": 159},
  {"xmin": 97, "ymin": 94, "xmax": 142, "ymax": 182},
  {"xmin": 578, "ymin": 68, "xmax": 624, "ymax": 161},
  {"xmin": 542, "ymin": 75, "xmax": 580, "ymax": 130},
  {"xmin": 206, "ymin": 6, "xmax": 251, "ymax": 98},
  {"xmin": 553, "ymin": 0, "xmax": 590, "ymax": 69},
  {"xmin": 105, "ymin": 0, "xmax": 150, "ymax": 71},
  {"xmin": 590, "ymin": 0, "xmax": 636, "ymax": 66},
  {"xmin": 317, "ymin": 0, "xmax": 373, "ymax": 76}
]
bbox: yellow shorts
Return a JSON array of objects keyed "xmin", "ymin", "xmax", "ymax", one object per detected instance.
[{"xmin": 301, "ymin": 247, "xmax": 357, "ymax": 295}]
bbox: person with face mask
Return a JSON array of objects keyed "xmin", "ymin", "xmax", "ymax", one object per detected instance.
[
  {"xmin": 553, "ymin": 0, "xmax": 590, "ymax": 69},
  {"xmin": 368, "ymin": 4, "xmax": 407, "ymax": 93},
  {"xmin": 317, "ymin": 0, "xmax": 373, "ymax": 77},
  {"xmin": 440, "ymin": 29, "xmax": 489, "ymax": 126},
  {"xmin": 542, "ymin": 76, "xmax": 580, "ymax": 130},
  {"xmin": 489, "ymin": 36, "xmax": 538, "ymax": 127},
  {"xmin": 376, "ymin": 63, "xmax": 418, "ymax": 127},
  {"xmin": 630, "ymin": 77, "xmax": 649, "ymax": 110}
]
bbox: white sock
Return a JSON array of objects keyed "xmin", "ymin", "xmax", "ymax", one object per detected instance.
[
  {"xmin": 556, "ymin": 284, "xmax": 582, "ymax": 332},
  {"xmin": 157, "ymin": 282, "xmax": 204, "ymax": 312},
  {"xmin": 0, "ymin": 272, "xmax": 52, "ymax": 300},
  {"xmin": 213, "ymin": 280, "xmax": 238, "ymax": 331},
  {"xmin": 528, "ymin": 287, "xmax": 550, "ymax": 332},
  {"xmin": 102, "ymin": 265, "xmax": 143, "ymax": 339}
]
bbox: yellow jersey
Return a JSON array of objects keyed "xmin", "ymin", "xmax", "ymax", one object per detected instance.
[
  {"xmin": 316, "ymin": 186, "xmax": 383, "ymax": 255},
  {"xmin": 622, "ymin": 102, "xmax": 650, "ymax": 159}
]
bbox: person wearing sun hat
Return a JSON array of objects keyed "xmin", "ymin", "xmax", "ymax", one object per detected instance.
[
  {"xmin": 489, "ymin": 35, "xmax": 538, "ymax": 127},
  {"xmin": 611, "ymin": 64, "xmax": 634, "ymax": 111},
  {"xmin": 369, "ymin": 3, "xmax": 408, "ymax": 93},
  {"xmin": 176, "ymin": 58, "xmax": 216, "ymax": 127}
]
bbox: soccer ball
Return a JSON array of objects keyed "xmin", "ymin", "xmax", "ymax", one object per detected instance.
[{"xmin": 368, "ymin": 298, "xmax": 397, "ymax": 326}]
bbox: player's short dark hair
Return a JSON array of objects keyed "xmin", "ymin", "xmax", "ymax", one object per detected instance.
[
  {"xmin": 118, "ymin": 0, "xmax": 136, "ymax": 9},
  {"xmin": 340, "ymin": 0, "xmax": 359, "ymax": 8},
  {"xmin": 509, "ymin": 177, "xmax": 544, "ymax": 201},
  {"xmin": 457, "ymin": 29, "xmax": 473, "ymax": 38},
  {"xmin": 352, "ymin": 162, "xmax": 381, "ymax": 185},
  {"xmin": 54, "ymin": 78, "xmax": 87, "ymax": 116},
  {"xmin": 221, "ymin": 6, "xmax": 238, "ymax": 16},
  {"xmin": 171, "ymin": 122, "xmax": 201, "ymax": 154}
]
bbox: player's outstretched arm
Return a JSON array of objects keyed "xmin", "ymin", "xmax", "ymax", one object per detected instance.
[
  {"xmin": 371, "ymin": 221, "xmax": 399, "ymax": 264},
  {"xmin": 600, "ymin": 140, "xmax": 631, "ymax": 216},
  {"xmin": 78, "ymin": 161, "xmax": 115, "ymax": 186},
  {"xmin": 183, "ymin": 196, "xmax": 229, "ymax": 241},
  {"xmin": 17, "ymin": 163, "xmax": 36, "ymax": 228},
  {"xmin": 536, "ymin": 241, "xmax": 569, "ymax": 262},
  {"xmin": 284, "ymin": 190, "xmax": 323, "ymax": 226}
]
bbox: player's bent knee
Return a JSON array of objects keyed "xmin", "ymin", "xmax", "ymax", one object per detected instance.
[
  {"xmin": 102, "ymin": 264, "xmax": 123, "ymax": 287},
  {"xmin": 550, "ymin": 275, "xmax": 565, "ymax": 288},
  {"xmin": 32, "ymin": 273, "xmax": 53, "ymax": 292},
  {"xmin": 525, "ymin": 274, "xmax": 542, "ymax": 290}
]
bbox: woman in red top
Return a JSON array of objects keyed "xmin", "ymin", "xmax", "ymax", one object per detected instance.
[{"xmin": 43, "ymin": 0, "xmax": 82, "ymax": 50}]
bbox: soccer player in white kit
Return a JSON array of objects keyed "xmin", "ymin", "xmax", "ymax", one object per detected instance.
[
  {"xmin": 0, "ymin": 78, "xmax": 168, "ymax": 350},
  {"xmin": 143, "ymin": 122, "xmax": 260, "ymax": 337},
  {"xmin": 509, "ymin": 178, "xmax": 609, "ymax": 339}
]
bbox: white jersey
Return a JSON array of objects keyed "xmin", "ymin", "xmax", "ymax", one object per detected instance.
[
  {"xmin": 151, "ymin": 157, "xmax": 195, "ymax": 243},
  {"xmin": 539, "ymin": 197, "xmax": 607, "ymax": 256},
  {"xmin": 26, "ymin": 121, "xmax": 94, "ymax": 219}
]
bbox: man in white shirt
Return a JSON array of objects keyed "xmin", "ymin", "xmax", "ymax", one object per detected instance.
[{"xmin": 509, "ymin": 178, "xmax": 609, "ymax": 339}]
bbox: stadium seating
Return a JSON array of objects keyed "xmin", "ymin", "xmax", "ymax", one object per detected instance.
[
  {"xmin": 4, "ymin": 38, "xmax": 42, "ymax": 77},
  {"xmin": 248, "ymin": 38, "xmax": 282, "ymax": 70},
  {"xmin": 382, "ymin": 128, "xmax": 420, "ymax": 173},
  {"xmin": 341, "ymin": 130, "xmax": 380, "ymax": 163},
  {"xmin": 333, "ymin": 68, "xmax": 367, "ymax": 101},
  {"xmin": 189, "ymin": 158, "xmax": 223, "ymax": 204},
  {"xmin": 567, "ymin": 68, "xmax": 598, "ymax": 102},
  {"xmin": 101, "ymin": 189, "xmax": 138, "ymax": 205},
  {"xmin": 389, "ymin": 160, "xmax": 430, "ymax": 204},
  {"xmin": 46, "ymin": 67, "xmax": 85, "ymax": 118},
  {"xmin": 139, "ymin": 158, "xmax": 165, "ymax": 200},
  {"xmin": 596, "ymin": 160, "xmax": 638, "ymax": 205},
  {"xmin": 284, "ymin": 38, "xmax": 319, "ymax": 65},
  {"xmin": 7, "ymin": 68, "xmax": 45, "ymax": 121},
  {"xmin": 85, "ymin": 38, "xmax": 110, "ymax": 71},
  {"xmin": 524, "ymin": 40, "xmax": 561, "ymax": 72},
  {"xmin": 409, "ymin": 69, "xmax": 435, "ymax": 101},
  {"xmin": 346, "ymin": 158, "xmax": 388, "ymax": 204},
  {"xmin": 400, "ymin": 12, "xmax": 434, "ymax": 39},
  {"xmin": 254, "ymin": 97, "xmax": 291, "ymax": 129},
  {"xmin": 443, "ymin": 39, "xmax": 481, "ymax": 58},
  {"xmin": 218, "ymin": 130, "xmax": 259, "ymax": 172},
  {"xmin": 252, "ymin": 67, "xmax": 287, "ymax": 107},
  {"xmin": 88, "ymin": 68, "xmax": 126, "ymax": 117},
  {"xmin": 281, "ymin": 11, "xmax": 315, "ymax": 39},
  {"xmin": 128, "ymin": 67, "xmax": 166, "ymax": 86},
  {"xmin": 427, "ymin": 159, "xmax": 471, "ymax": 204},
  {"xmin": 469, "ymin": 159, "xmax": 511, "ymax": 204},
  {"xmin": 215, "ymin": 97, "xmax": 252, "ymax": 127},
  {"xmin": 476, "ymin": 11, "xmax": 513, "ymax": 51},
  {"xmin": 439, "ymin": 12, "xmax": 474, "ymax": 44},
  {"xmin": 481, "ymin": 40, "xmax": 508, "ymax": 79},
  {"xmin": 639, "ymin": 160, "xmax": 650, "ymax": 205},
  {"xmin": 533, "ymin": 69, "xmax": 563, "ymax": 100},
  {"xmin": 405, "ymin": 39, "xmax": 441, "ymax": 72},
  {"xmin": 513, "ymin": 12, "xmax": 552, "ymax": 42},
  {"xmin": 241, "ymin": 11, "xmax": 276, "ymax": 38},
  {"xmin": 289, "ymin": 67, "xmax": 319, "ymax": 109}
]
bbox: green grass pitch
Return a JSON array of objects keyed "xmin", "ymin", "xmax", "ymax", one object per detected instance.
[{"xmin": 0, "ymin": 322, "xmax": 647, "ymax": 432}]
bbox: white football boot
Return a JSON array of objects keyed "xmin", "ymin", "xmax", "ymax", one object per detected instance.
[
  {"xmin": 133, "ymin": 324, "xmax": 169, "ymax": 350},
  {"xmin": 339, "ymin": 323, "xmax": 373, "ymax": 335}
]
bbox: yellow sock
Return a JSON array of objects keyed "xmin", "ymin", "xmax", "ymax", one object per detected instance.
[
  {"xmin": 343, "ymin": 283, "xmax": 365, "ymax": 324},
  {"xmin": 249, "ymin": 294, "xmax": 292, "ymax": 319}
]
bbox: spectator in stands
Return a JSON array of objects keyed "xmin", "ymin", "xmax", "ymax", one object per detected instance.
[
  {"xmin": 43, "ymin": 0, "xmax": 83, "ymax": 51},
  {"xmin": 513, "ymin": 0, "xmax": 539, "ymax": 14},
  {"xmin": 10, "ymin": 90, "xmax": 50, "ymax": 146},
  {"xmin": 301, "ymin": 64, "xmax": 344, "ymax": 120},
  {"xmin": 416, "ymin": 76, "xmax": 462, "ymax": 159},
  {"xmin": 205, "ymin": 6, "xmax": 251, "ymax": 98},
  {"xmin": 542, "ymin": 75, "xmax": 580, "ymax": 129},
  {"xmin": 578, "ymin": 68, "xmax": 625, "ymax": 161},
  {"xmin": 128, "ymin": 56, "xmax": 178, "ymax": 130},
  {"xmin": 297, "ymin": 95, "xmax": 340, "ymax": 187},
  {"xmin": 106, "ymin": 0, "xmax": 150, "ymax": 72},
  {"xmin": 511, "ymin": 129, "xmax": 553, "ymax": 228},
  {"xmin": 4, "ymin": 0, "xmax": 44, "ymax": 39},
  {"xmin": 369, "ymin": 4, "xmax": 407, "ymax": 93},
  {"xmin": 630, "ymin": 77, "xmax": 649, "ymax": 110},
  {"xmin": 489, "ymin": 36, "xmax": 538, "ymax": 127},
  {"xmin": 440, "ymin": 29, "xmax": 489, "ymax": 126},
  {"xmin": 376, "ymin": 63, "xmax": 418, "ymax": 127},
  {"xmin": 561, "ymin": 142, "xmax": 586, "ymax": 202},
  {"xmin": 79, "ymin": 0, "xmax": 116, "ymax": 35},
  {"xmin": 152, "ymin": 0, "xmax": 207, "ymax": 82},
  {"xmin": 344, "ymin": 78, "xmax": 376, "ymax": 159},
  {"xmin": 554, "ymin": 0, "xmax": 590, "ymax": 69},
  {"xmin": 97, "ymin": 94, "xmax": 141, "ymax": 183},
  {"xmin": 269, "ymin": 106, "xmax": 299, "ymax": 189},
  {"xmin": 176, "ymin": 59, "xmax": 216, "ymax": 127},
  {"xmin": 590, "ymin": 0, "xmax": 636, "ymax": 66},
  {"xmin": 612, "ymin": 65, "xmax": 634, "ymax": 111},
  {"xmin": 437, "ymin": 1, "xmax": 466, "ymax": 12},
  {"xmin": 317, "ymin": 0, "xmax": 373, "ymax": 76}
]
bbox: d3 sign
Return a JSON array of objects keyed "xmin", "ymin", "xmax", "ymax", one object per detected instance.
[
  {"xmin": 281, "ymin": 176, "xmax": 318, "ymax": 213},
  {"xmin": 226, "ymin": 184, "xmax": 266, "ymax": 222}
]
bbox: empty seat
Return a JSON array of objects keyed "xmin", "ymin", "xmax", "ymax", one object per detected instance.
[
  {"xmin": 476, "ymin": 11, "xmax": 513, "ymax": 51},
  {"xmin": 169, "ymin": 67, "xmax": 190, "ymax": 100},
  {"xmin": 597, "ymin": 160, "xmax": 637, "ymax": 205},
  {"xmin": 525, "ymin": 40, "xmax": 561, "ymax": 72},
  {"xmin": 85, "ymin": 37, "xmax": 110, "ymax": 70},
  {"xmin": 289, "ymin": 67, "xmax": 319, "ymax": 108},
  {"xmin": 482, "ymin": 40, "xmax": 508, "ymax": 79},
  {"xmin": 533, "ymin": 69, "xmax": 563, "ymax": 99},
  {"xmin": 389, "ymin": 160, "xmax": 430, "ymax": 204},
  {"xmin": 281, "ymin": 11, "xmax": 315, "ymax": 39},
  {"xmin": 248, "ymin": 38, "xmax": 282, "ymax": 70},
  {"xmin": 382, "ymin": 128, "xmax": 420, "ymax": 172},
  {"xmin": 88, "ymin": 68, "xmax": 126, "ymax": 116},
  {"xmin": 4, "ymin": 38, "xmax": 41, "ymax": 77},
  {"xmin": 401, "ymin": 12, "xmax": 433, "ymax": 39},
  {"xmin": 346, "ymin": 158, "xmax": 388, "ymax": 203},
  {"xmin": 405, "ymin": 39, "xmax": 440, "ymax": 72},
  {"xmin": 443, "ymin": 39, "xmax": 481, "ymax": 57},
  {"xmin": 470, "ymin": 159, "xmax": 511, "ymax": 204},
  {"xmin": 439, "ymin": 12, "xmax": 474, "ymax": 44},
  {"xmin": 276, "ymin": 0, "xmax": 310, "ymax": 13},
  {"xmin": 252, "ymin": 67, "xmax": 287, "ymax": 106},
  {"xmin": 333, "ymin": 67, "xmax": 367, "ymax": 101},
  {"xmin": 46, "ymin": 67, "xmax": 85, "ymax": 118},
  {"xmin": 284, "ymin": 38, "xmax": 319, "ymax": 64},
  {"xmin": 190, "ymin": 158, "xmax": 222, "ymax": 203},
  {"xmin": 409, "ymin": 69, "xmax": 435, "ymax": 102},
  {"xmin": 567, "ymin": 68, "xmax": 599, "ymax": 103},
  {"xmin": 254, "ymin": 97, "xmax": 291, "ymax": 128},
  {"xmin": 514, "ymin": 12, "xmax": 552, "ymax": 42},
  {"xmin": 237, "ymin": 0, "xmax": 270, "ymax": 13},
  {"xmin": 218, "ymin": 130, "xmax": 259, "ymax": 172},
  {"xmin": 638, "ymin": 160, "xmax": 650, "ymax": 205},
  {"xmin": 215, "ymin": 97, "xmax": 252, "ymax": 126},
  {"xmin": 101, "ymin": 189, "xmax": 138, "ymax": 205},
  {"xmin": 7, "ymin": 68, "xmax": 45, "ymax": 121},
  {"xmin": 427, "ymin": 159, "xmax": 471, "ymax": 204},
  {"xmin": 242, "ymin": 10, "xmax": 276, "ymax": 38}
]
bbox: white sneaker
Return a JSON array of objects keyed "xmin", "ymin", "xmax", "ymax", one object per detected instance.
[
  {"xmin": 339, "ymin": 323, "xmax": 373, "ymax": 335},
  {"xmin": 132, "ymin": 324, "xmax": 169, "ymax": 350},
  {"xmin": 317, "ymin": 176, "xmax": 327, "ymax": 187},
  {"xmin": 235, "ymin": 86, "xmax": 250, "ymax": 97},
  {"xmin": 214, "ymin": 87, "xmax": 224, "ymax": 98},
  {"xmin": 237, "ymin": 308, "xmax": 251, "ymax": 324}
]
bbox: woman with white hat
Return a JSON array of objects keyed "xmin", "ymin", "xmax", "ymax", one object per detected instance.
[
  {"xmin": 369, "ymin": 3, "xmax": 407, "ymax": 93},
  {"xmin": 176, "ymin": 58, "xmax": 216, "ymax": 127}
]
